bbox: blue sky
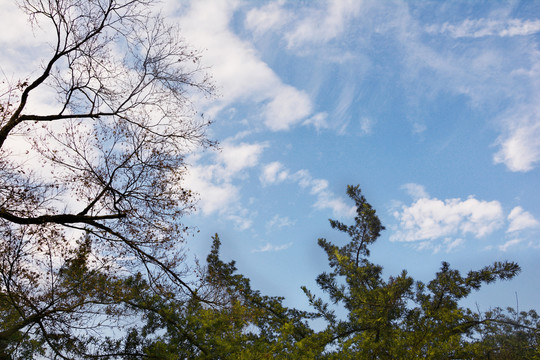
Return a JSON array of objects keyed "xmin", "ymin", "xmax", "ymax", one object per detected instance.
[
  {"xmin": 1, "ymin": 0, "xmax": 539, "ymax": 313},
  {"xmin": 168, "ymin": 0, "xmax": 540, "ymax": 312}
]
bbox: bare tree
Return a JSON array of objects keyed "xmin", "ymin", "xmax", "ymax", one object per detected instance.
[{"xmin": 0, "ymin": 0, "xmax": 214, "ymax": 357}]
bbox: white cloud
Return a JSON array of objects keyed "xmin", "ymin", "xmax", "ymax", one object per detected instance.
[
  {"xmin": 285, "ymin": 0, "xmax": 363, "ymax": 48},
  {"xmin": 260, "ymin": 161, "xmax": 289, "ymax": 185},
  {"xmin": 387, "ymin": 7, "xmax": 540, "ymax": 172},
  {"xmin": 392, "ymin": 196, "xmax": 504, "ymax": 242},
  {"xmin": 444, "ymin": 238, "xmax": 465, "ymax": 252},
  {"xmin": 425, "ymin": 237, "xmax": 465, "ymax": 254},
  {"xmin": 245, "ymin": 0, "xmax": 289, "ymax": 34},
  {"xmin": 260, "ymin": 163, "xmax": 355, "ymax": 218},
  {"xmin": 401, "ymin": 183, "xmax": 429, "ymax": 200},
  {"xmin": 494, "ymin": 114, "xmax": 540, "ymax": 172},
  {"xmin": 428, "ymin": 18, "xmax": 540, "ymax": 38},
  {"xmin": 490, "ymin": 59, "xmax": 540, "ymax": 172},
  {"xmin": 412, "ymin": 122, "xmax": 427, "ymax": 135},
  {"xmin": 394, "ymin": 186, "xmax": 539, "ymax": 250},
  {"xmin": 0, "ymin": 2, "xmax": 54, "ymax": 75},
  {"xmin": 226, "ymin": 209, "xmax": 254, "ymax": 231},
  {"xmin": 334, "ymin": 82, "xmax": 356, "ymax": 135},
  {"xmin": 266, "ymin": 214, "xmax": 295, "ymax": 230},
  {"xmin": 184, "ymin": 140, "xmax": 266, "ymax": 229},
  {"xmin": 264, "ymin": 86, "xmax": 313, "ymax": 131},
  {"xmin": 218, "ymin": 142, "xmax": 267, "ymax": 174},
  {"xmin": 313, "ymin": 193, "xmax": 356, "ymax": 218},
  {"xmin": 499, "ymin": 238, "xmax": 521, "ymax": 252},
  {"xmin": 173, "ymin": 1, "xmax": 540, "ymax": 171},
  {"xmin": 175, "ymin": 0, "xmax": 314, "ymax": 132},
  {"xmin": 251, "ymin": 242, "xmax": 292, "ymax": 253},
  {"xmin": 184, "ymin": 165, "xmax": 239, "ymax": 215},
  {"xmin": 309, "ymin": 178, "xmax": 329, "ymax": 195},
  {"xmin": 294, "ymin": 172, "xmax": 356, "ymax": 217},
  {"xmin": 507, "ymin": 206, "xmax": 540, "ymax": 233},
  {"xmin": 303, "ymin": 112, "xmax": 329, "ymax": 131},
  {"xmin": 359, "ymin": 117, "xmax": 375, "ymax": 135}
]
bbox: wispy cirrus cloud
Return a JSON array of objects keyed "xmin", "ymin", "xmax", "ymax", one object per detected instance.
[
  {"xmin": 384, "ymin": 7, "xmax": 540, "ymax": 172},
  {"xmin": 427, "ymin": 18, "xmax": 540, "ymax": 38},
  {"xmin": 266, "ymin": 214, "xmax": 296, "ymax": 231},
  {"xmin": 419, "ymin": 21, "xmax": 540, "ymax": 172},
  {"xmin": 260, "ymin": 161, "xmax": 355, "ymax": 218},
  {"xmin": 417, "ymin": 237, "xmax": 465, "ymax": 254},
  {"xmin": 244, "ymin": 0, "xmax": 366, "ymax": 48},
  {"xmin": 284, "ymin": 0, "xmax": 364, "ymax": 48},
  {"xmin": 251, "ymin": 242, "xmax": 292, "ymax": 253},
  {"xmin": 498, "ymin": 238, "xmax": 522, "ymax": 252},
  {"xmin": 244, "ymin": 1, "xmax": 540, "ymax": 171},
  {"xmin": 245, "ymin": 0, "xmax": 290, "ymax": 35}
]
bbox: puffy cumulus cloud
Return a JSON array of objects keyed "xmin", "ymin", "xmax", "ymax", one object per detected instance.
[
  {"xmin": 393, "ymin": 185, "xmax": 540, "ymax": 249},
  {"xmin": 494, "ymin": 115, "xmax": 540, "ymax": 172},
  {"xmin": 264, "ymin": 86, "xmax": 313, "ymax": 131},
  {"xmin": 260, "ymin": 162, "xmax": 355, "ymax": 218},
  {"xmin": 251, "ymin": 242, "xmax": 292, "ymax": 253},
  {"xmin": 260, "ymin": 161, "xmax": 289, "ymax": 186},
  {"xmin": 392, "ymin": 196, "xmax": 504, "ymax": 242},
  {"xmin": 507, "ymin": 206, "xmax": 540, "ymax": 233},
  {"xmin": 174, "ymin": 0, "xmax": 315, "ymax": 131},
  {"xmin": 427, "ymin": 18, "xmax": 540, "ymax": 38},
  {"xmin": 183, "ymin": 165, "xmax": 239, "ymax": 216},
  {"xmin": 218, "ymin": 142, "xmax": 267, "ymax": 174}
]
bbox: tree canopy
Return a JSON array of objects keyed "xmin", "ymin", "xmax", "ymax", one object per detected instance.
[
  {"xmin": 88, "ymin": 186, "xmax": 538, "ymax": 359},
  {"xmin": 0, "ymin": 0, "xmax": 214, "ymax": 357}
]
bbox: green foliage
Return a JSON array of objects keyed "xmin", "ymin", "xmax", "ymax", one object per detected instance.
[
  {"xmin": 468, "ymin": 307, "xmax": 540, "ymax": 359},
  {"xmin": 128, "ymin": 185, "xmax": 536, "ymax": 360},
  {"xmin": 123, "ymin": 235, "xmax": 319, "ymax": 359},
  {"xmin": 303, "ymin": 185, "xmax": 526, "ymax": 358}
]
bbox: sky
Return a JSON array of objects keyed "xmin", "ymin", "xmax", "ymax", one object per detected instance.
[
  {"xmin": 2, "ymin": 0, "xmax": 540, "ymax": 314},
  {"xmin": 169, "ymin": 0, "xmax": 540, "ymax": 313}
]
